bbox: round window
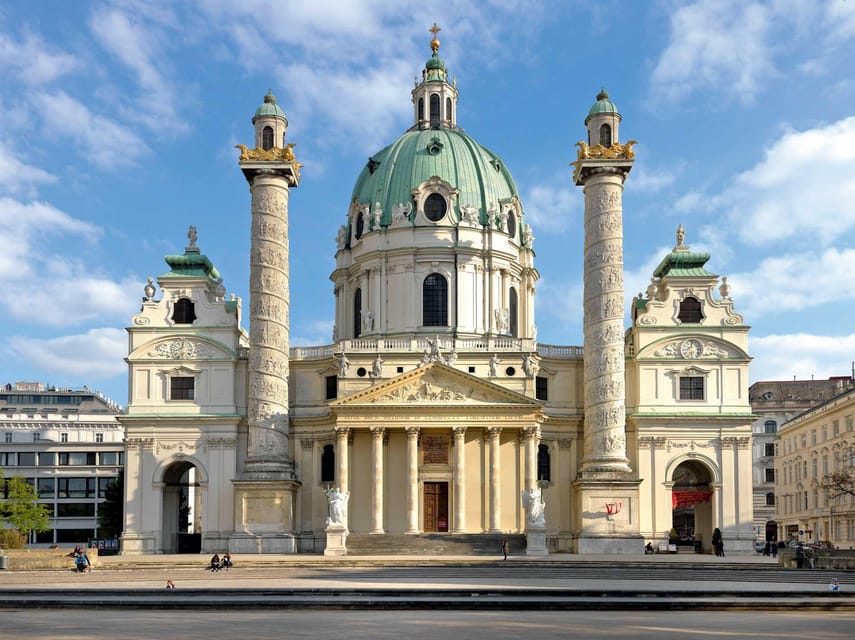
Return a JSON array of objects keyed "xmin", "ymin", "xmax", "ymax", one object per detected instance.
[
  {"xmin": 356, "ymin": 367, "xmax": 367, "ymax": 377},
  {"xmin": 505, "ymin": 366, "xmax": 516, "ymax": 376},
  {"xmin": 424, "ymin": 193, "xmax": 447, "ymax": 222},
  {"xmin": 355, "ymin": 212, "xmax": 364, "ymax": 239},
  {"xmin": 507, "ymin": 212, "xmax": 517, "ymax": 239}
]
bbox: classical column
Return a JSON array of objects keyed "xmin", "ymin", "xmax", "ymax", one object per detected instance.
[
  {"xmin": 575, "ymin": 160, "xmax": 633, "ymax": 476},
  {"xmin": 487, "ymin": 427, "xmax": 502, "ymax": 532},
  {"xmin": 370, "ymin": 426, "xmax": 385, "ymax": 533},
  {"xmin": 335, "ymin": 427, "xmax": 350, "ymax": 494},
  {"xmin": 406, "ymin": 427, "xmax": 420, "ymax": 533},
  {"xmin": 243, "ymin": 168, "xmax": 295, "ymax": 476},
  {"xmin": 452, "ymin": 427, "xmax": 466, "ymax": 533},
  {"xmin": 523, "ymin": 426, "xmax": 540, "ymax": 491}
]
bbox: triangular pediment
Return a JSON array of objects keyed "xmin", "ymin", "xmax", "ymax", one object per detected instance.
[{"xmin": 331, "ymin": 362, "xmax": 541, "ymax": 407}]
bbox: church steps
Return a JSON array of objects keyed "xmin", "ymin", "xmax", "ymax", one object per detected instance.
[{"xmin": 344, "ymin": 533, "xmax": 526, "ymax": 556}]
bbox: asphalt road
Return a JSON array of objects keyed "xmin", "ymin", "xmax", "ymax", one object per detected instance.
[{"xmin": 3, "ymin": 609, "xmax": 855, "ymax": 640}]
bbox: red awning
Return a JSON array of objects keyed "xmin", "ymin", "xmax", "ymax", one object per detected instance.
[{"xmin": 672, "ymin": 490, "xmax": 713, "ymax": 509}]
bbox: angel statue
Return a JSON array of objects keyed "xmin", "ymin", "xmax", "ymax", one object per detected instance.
[
  {"xmin": 521, "ymin": 487, "xmax": 546, "ymax": 526},
  {"xmin": 325, "ymin": 487, "xmax": 350, "ymax": 527}
]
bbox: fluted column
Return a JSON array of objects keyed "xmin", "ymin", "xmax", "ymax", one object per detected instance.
[
  {"xmin": 335, "ymin": 427, "xmax": 350, "ymax": 495},
  {"xmin": 487, "ymin": 427, "xmax": 502, "ymax": 532},
  {"xmin": 523, "ymin": 426, "xmax": 540, "ymax": 491},
  {"xmin": 371, "ymin": 426, "xmax": 385, "ymax": 533},
  {"xmin": 406, "ymin": 427, "xmax": 420, "ymax": 533},
  {"xmin": 452, "ymin": 426, "xmax": 466, "ymax": 533},
  {"xmin": 245, "ymin": 170, "xmax": 293, "ymax": 475},
  {"xmin": 577, "ymin": 168, "xmax": 633, "ymax": 475}
]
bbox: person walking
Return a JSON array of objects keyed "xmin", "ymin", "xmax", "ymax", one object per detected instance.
[
  {"xmin": 795, "ymin": 544, "xmax": 805, "ymax": 569},
  {"xmin": 501, "ymin": 539, "xmax": 509, "ymax": 561}
]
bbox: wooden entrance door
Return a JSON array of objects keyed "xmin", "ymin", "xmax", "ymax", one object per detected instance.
[{"xmin": 424, "ymin": 482, "xmax": 449, "ymax": 532}]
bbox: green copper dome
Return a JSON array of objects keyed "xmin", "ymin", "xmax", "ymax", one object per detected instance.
[
  {"xmin": 585, "ymin": 89, "xmax": 619, "ymax": 123},
  {"xmin": 253, "ymin": 91, "xmax": 287, "ymax": 123},
  {"xmin": 351, "ymin": 128, "xmax": 519, "ymax": 227}
]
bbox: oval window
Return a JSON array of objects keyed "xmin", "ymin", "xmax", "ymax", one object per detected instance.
[
  {"xmin": 507, "ymin": 212, "xmax": 517, "ymax": 239},
  {"xmin": 424, "ymin": 193, "xmax": 447, "ymax": 222},
  {"xmin": 355, "ymin": 212, "xmax": 365, "ymax": 239}
]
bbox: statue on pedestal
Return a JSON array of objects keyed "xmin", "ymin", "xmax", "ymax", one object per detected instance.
[
  {"xmin": 521, "ymin": 487, "xmax": 546, "ymax": 527},
  {"xmin": 325, "ymin": 487, "xmax": 349, "ymax": 528}
]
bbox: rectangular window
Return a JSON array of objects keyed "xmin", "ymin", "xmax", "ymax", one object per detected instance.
[
  {"xmin": 56, "ymin": 528, "xmax": 95, "ymax": 543},
  {"xmin": 765, "ymin": 468, "xmax": 776, "ymax": 483},
  {"xmin": 58, "ymin": 478, "xmax": 96, "ymax": 498},
  {"xmin": 59, "ymin": 452, "xmax": 96, "ymax": 466},
  {"xmin": 811, "ymin": 430, "xmax": 816, "ymax": 445},
  {"xmin": 17, "ymin": 452, "xmax": 36, "ymax": 466},
  {"xmin": 833, "ymin": 420, "xmax": 840, "ymax": 437},
  {"xmin": 38, "ymin": 452, "xmax": 56, "ymax": 466},
  {"xmin": 4, "ymin": 432, "xmax": 11, "ymax": 443},
  {"xmin": 679, "ymin": 376, "xmax": 704, "ymax": 400},
  {"xmin": 764, "ymin": 443, "xmax": 775, "ymax": 457},
  {"xmin": 325, "ymin": 375, "xmax": 337, "ymax": 400},
  {"xmin": 35, "ymin": 529, "xmax": 55, "ymax": 544},
  {"xmin": 37, "ymin": 478, "xmax": 55, "ymax": 497},
  {"xmin": 56, "ymin": 503, "xmax": 96, "ymax": 518},
  {"xmin": 99, "ymin": 452, "xmax": 118, "ymax": 466},
  {"xmin": 812, "ymin": 458, "xmax": 817, "ymax": 479},
  {"xmin": 98, "ymin": 477, "xmax": 114, "ymax": 498},
  {"xmin": 33, "ymin": 432, "xmax": 41, "ymax": 442},
  {"xmin": 535, "ymin": 376, "xmax": 548, "ymax": 401},
  {"xmin": 765, "ymin": 492, "xmax": 775, "ymax": 506},
  {"xmin": 0, "ymin": 452, "xmax": 14, "ymax": 466},
  {"xmin": 95, "ymin": 433, "xmax": 104, "ymax": 443},
  {"xmin": 61, "ymin": 432, "xmax": 68, "ymax": 443},
  {"xmin": 170, "ymin": 376, "xmax": 195, "ymax": 401}
]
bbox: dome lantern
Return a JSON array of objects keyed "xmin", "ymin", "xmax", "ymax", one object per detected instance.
[
  {"xmin": 411, "ymin": 23, "xmax": 458, "ymax": 131},
  {"xmin": 252, "ymin": 90, "xmax": 289, "ymax": 150},
  {"xmin": 585, "ymin": 87, "xmax": 621, "ymax": 148}
]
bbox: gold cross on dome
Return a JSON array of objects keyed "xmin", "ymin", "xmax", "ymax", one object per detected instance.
[{"xmin": 429, "ymin": 23, "xmax": 441, "ymax": 37}]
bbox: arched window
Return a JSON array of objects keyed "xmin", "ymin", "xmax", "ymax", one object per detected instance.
[
  {"xmin": 445, "ymin": 97, "xmax": 452, "ymax": 122},
  {"xmin": 422, "ymin": 273, "xmax": 448, "ymax": 326},
  {"xmin": 764, "ymin": 420, "xmax": 777, "ymax": 434},
  {"xmin": 355, "ymin": 211, "xmax": 365, "ymax": 240},
  {"xmin": 430, "ymin": 94, "xmax": 440, "ymax": 128},
  {"xmin": 262, "ymin": 126, "xmax": 274, "ymax": 150},
  {"xmin": 418, "ymin": 97, "xmax": 424, "ymax": 123},
  {"xmin": 353, "ymin": 288, "xmax": 362, "ymax": 338},
  {"xmin": 321, "ymin": 444, "xmax": 335, "ymax": 483},
  {"xmin": 677, "ymin": 296, "xmax": 703, "ymax": 323},
  {"xmin": 172, "ymin": 298, "xmax": 196, "ymax": 325},
  {"xmin": 509, "ymin": 287, "xmax": 518, "ymax": 337},
  {"xmin": 599, "ymin": 123, "xmax": 612, "ymax": 147},
  {"xmin": 537, "ymin": 444, "xmax": 551, "ymax": 482}
]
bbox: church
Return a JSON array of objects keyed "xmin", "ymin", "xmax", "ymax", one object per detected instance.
[{"xmin": 119, "ymin": 28, "xmax": 755, "ymax": 555}]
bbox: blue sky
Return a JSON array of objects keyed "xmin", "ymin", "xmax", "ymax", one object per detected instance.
[{"xmin": 2, "ymin": 0, "xmax": 855, "ymax": 408}]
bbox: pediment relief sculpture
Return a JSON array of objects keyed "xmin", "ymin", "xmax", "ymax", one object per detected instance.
[
  {"xmin": 147, "ymin": 338, "xmax": 226, "ymax": 360},
  {"xmin": 653, "ymin": 338, "xmax": 730, "ymax": 359}
]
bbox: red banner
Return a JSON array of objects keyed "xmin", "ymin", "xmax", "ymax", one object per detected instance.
[{"xmin": 672, "ymin": 490, "xmax": 712, "ymax": 509}]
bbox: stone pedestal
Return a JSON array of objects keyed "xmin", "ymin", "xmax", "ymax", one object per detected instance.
[
  {"xmin": 572, "ymin": 476, "xmax": 642, "ymax": 554},
  {"xmin": 525, "ymin": 525, "xmax": 548, "ymax": 556},
  {"xmin": 324, "ymin": 524, "xmax": 348, "ymax": 556},
  {"xmin": 230, "ymin": 479, "xmax": 299, "ymax": 553}
]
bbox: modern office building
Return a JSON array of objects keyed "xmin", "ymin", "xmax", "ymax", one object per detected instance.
[{"xmin": 0, "ymin": 382, "xmax": 124, "ymax": 546}]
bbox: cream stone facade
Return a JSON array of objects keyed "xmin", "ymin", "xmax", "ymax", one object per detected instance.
[
  {"xmin": 120, "ymin": 30, "xmax": 754, "ymax": 555},
  {"xmin": 776, "ymin": 387, "xmax": 855, "ymax": 547}
]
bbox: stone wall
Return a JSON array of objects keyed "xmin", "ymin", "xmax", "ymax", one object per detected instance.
[{"xmin": 0, "ymin": 547, "xmax": 99, "ymax": 570}]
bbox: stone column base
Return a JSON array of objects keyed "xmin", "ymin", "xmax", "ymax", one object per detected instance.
[
  {"xmin": 572, "ymin": 475, "xmax": 643, "ymax": 555},
  {"xmin": 324, "ymin": 524, "xmax": 348, "ymax": 556},
  {"xmin": 525, "ymin": 526, "xmax": 549, "ymax": 556},
  {"xmin": 119, "ymin": 532, "xmax": 156, "ymax": 556},
  {"xmin": 231, "ymin": 478, "xmax": 300, "ymax": 554}
]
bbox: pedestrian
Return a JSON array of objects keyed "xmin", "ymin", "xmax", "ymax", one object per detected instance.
[
  {"xmin": 763, "ymin": 541, "xmax": 771, "ymax": 556},
  {"xmin": 711, "ymin": 528, "xmax": 723, "ymax": 557},
  {"xmin": 75, "ymin": 552, "xmax": 91, "ymax": 573},
  {"xmin": 501, "ymin": 538, "xmax": 509, "ymax": 561},
  {"xmin": 210, "ymin": 553, "xmax": 221, "ymax": 572},
  {"xmin": 806, "ymin": 546, "xmax": 815, "ymax": 569},
  {"xmin": 829, "ymin": 578, "xmax": 840, "ymax": 591},
  {"xmin": 166, "ymin": 580, "xmax": 175, "ymax": 590},
  {"xmin": 771, "ymin": 541, "xmax": 778, "ymax": 558},
  {"xmin": 795, "ymin": 544, "xmax": 805, "ymax": 569},
  {"xmin": 222, "ymin": 553, "xmax": 233, "ymax": 570}
]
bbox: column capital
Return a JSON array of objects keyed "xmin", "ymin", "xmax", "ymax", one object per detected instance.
[
  {"xmin": 300, "ymin": 438, "xmax": 314, "ymax": 450},
  {"xmin": 405, "ymin": 426, "xmax": 421, "ymax": 438},
  {"xmin": 371, "ymin": 426, "xmax": 386, "ymax": 437},
  {"xmin": 522, "ymin": 425, "xmax": 541, "ymax": 440},
  {"xmin": 452, "ymin": 426, "xmax": 467, "ymax": 438},
  {"xmin": 485, "ymin": 426, "xmax": 502, "ymax": 439},
  {"xmin": 335, "ymin": 426, "xmax": 351, "ymax": 437}
]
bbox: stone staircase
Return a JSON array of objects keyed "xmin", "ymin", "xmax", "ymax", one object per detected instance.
[{"xmin": 344, "ymin": 533, "xmax": 527, "ymax": 556}]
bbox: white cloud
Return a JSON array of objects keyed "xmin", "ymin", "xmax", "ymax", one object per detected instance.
[
  {"xmin": 827, "ymin": 0, "xmax": 855, "ymax": 41},
  {"xmin": 749, "ymin": 333, "xmax": 855, "ymax": 383},
  {"xmin": 0, "ymin": 144, "xmax": 57, "ymax": 197},
  {"xmin": 7, "ymin": 328, "xmax": 128, "ymax": 379},
  {"xmin": 522, "ymin": 180, "xmax": 581, "ymax": 233},
  {"xmin": 88, "ymin": 5, "xmax": 188, "ymax": 135},
  {"xmin": 631, "ymin": 165, "xmax": 676, "ymax": 193},
  {"xmin": 718, "ymin": 117, "xmax": 855, "ymax": 247},
  {"xmin": 652, "ymin": 0, "xmax": 776, "ymax": 104},
  {"xmin": 292, "ymin": 320, "xmax": 335, "ymax": 347},
  {"xmin": 727, "ymin": 247, "xmax": 855, "ymax": 319},
  {"xmin": 29, "ymin": 90, "xmax": 150, "ymax": 169},
  {"xmin": 0, "ymin": 198, "xmax": 99, "ymax": 279},
  {"xmin": 0, "ymin": 30, "xmax": 80, "ymax": 86}
]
